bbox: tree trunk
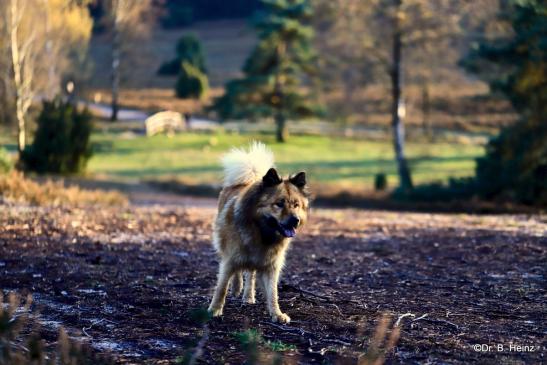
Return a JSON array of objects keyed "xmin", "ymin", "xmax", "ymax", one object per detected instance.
[
  {"xmin": 422, "ymin": 83, "xmax": 431, "ymax": 139},
  {"xmin": 44, "ymin": 0, "xmax": 56, "ymax": 100},
  {"xmin": 15, "ymin": 101, "xmax": 26, "ymax": 154},
  {"xmin": 110, "ymin": 19, "xmax": 120, "ymax": 122},
  {"xmin": 275, "ymin": 112, "xmax": 288, "ymax": 143},
  {"xmin": 273, "ymin": 42, "xmax": 288, "ymax": 143},
  {"xmin": 9, "ymin": 0, "xmax": 26, "ymax": 154},
  {"xmin": 390, "ymin": 0, "xmax": 413, "ymax": 190}
]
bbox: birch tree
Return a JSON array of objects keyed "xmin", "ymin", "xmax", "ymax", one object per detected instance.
[
  {"xmin": 6, "ymin": 0, "xmax": 37, "ymax": 153},
  {"xmin": 315, "ymin": 0, "xmax": 465, "ymax": 190},
  {"xmin": 102, "ymin": 0, "xmax": 153, "ymax": 121},
  {"xmin": 0, "ymin": 0, "xmax": 92, "ymax": 155}
]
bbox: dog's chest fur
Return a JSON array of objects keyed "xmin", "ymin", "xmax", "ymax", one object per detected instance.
[{"xmin": 213, "ymin": 184, "xmax": 290, "ymax": 270}]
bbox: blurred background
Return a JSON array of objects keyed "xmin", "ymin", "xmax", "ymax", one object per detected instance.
[{"xmin": 0, "ymin": 0, "xmax": 545, "ymax": 211}]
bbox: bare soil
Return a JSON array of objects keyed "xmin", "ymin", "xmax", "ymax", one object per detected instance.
[{"xmin": 1, "ymin": 201, "xmax": 545, "ymax": 364}]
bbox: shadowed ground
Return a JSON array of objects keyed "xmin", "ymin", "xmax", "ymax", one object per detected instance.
[{"xmin": 1, "ymin": 201, "xmax": 545, "ymax": 364}]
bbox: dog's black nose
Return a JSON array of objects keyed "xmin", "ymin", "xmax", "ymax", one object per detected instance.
[{"xmin": 288, "ymin": 215, "xmax": 300, "ymax": 228}]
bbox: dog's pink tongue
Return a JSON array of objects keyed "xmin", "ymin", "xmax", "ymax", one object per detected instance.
[{"xmin": 283, "ymin": 228, "xmax": 296, "ymax": 238}]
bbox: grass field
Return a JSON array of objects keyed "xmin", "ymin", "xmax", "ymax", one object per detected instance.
[{"xmin": 88, "ymin": 131, "xmax": 483, "ymax": 192}]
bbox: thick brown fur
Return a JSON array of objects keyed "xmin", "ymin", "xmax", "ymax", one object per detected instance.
[{"xmin": 208, "ymin": 168, "xmax": 310, "ymax": 323}]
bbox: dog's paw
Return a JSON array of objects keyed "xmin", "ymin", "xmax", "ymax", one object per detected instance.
[
  {"xmin": 272, "ymin": 312, "xmax": 291, "ymax": 324},
  {"xmin": 243, "ymin": 295, "xmax": 256, "ymax": 304},
  {"xmin": 208, "ymin": 306, "xmax": 223, "ymax": 317}
]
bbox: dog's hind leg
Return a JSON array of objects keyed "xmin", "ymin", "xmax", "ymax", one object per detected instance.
[
  {"xmin": 208, "ymin": 260, "xmax": 234, "ymax": 317},
  {"xmin": 242, "ymin": 270, "xmax": 256, "ymax": 304},
  {"xmin": 231, "ymin": 271, "xmax": 243, "ymax": 297}
]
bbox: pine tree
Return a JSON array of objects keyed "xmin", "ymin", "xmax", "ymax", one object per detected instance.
[
  {"xmin": 463, "ymin": 0, "xmax": 547, "ymax": 204},
  {"xmin": 213, "ymin": 0, "xmax": 320, "ymax": 142}
]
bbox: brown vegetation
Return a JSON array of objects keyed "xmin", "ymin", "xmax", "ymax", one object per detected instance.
[{"xmin": 0, "ymin": 171, "xmax": 127, "ymax": 207}]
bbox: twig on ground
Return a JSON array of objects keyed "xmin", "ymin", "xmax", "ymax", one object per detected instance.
[
  {"xmin": 260, "ymin": 321, "xmax": 352, "ymax": 347},
  {"xmin": 409, "ymin": 314, "xmax": 459, "ymax": 331},
  {"xmin": 260, "ymin": 320, "xmax": 310, "ymax": 337},
  {"xmin": 82, "ymin": 318, "xmax": 107, "ymax": 338},
  {"xmin": 282, "ymin": 283, "xmax": 362, "ymax": 305},
  {"xmin": 282, "ymin": 284, "xmax": 332, "ymax": 301},
  {"xmin": 331, "ymin": 303, "xmax": 343, "ymax": 316},
  {"xmin": 325, "ymin": 338, "xmax": 352, "ymax": 346},
  {"xmin": 412, "ymin": 314, "xmax": 429, "ymax": 322},
  {"xmin": 394, "ymin": 312, "xmax": 415, "ymax": 327}
]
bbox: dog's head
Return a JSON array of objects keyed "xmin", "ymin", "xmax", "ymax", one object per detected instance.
[{"xmin": 254, "ymin": 168, "xmax": 310, "ymax": 239}]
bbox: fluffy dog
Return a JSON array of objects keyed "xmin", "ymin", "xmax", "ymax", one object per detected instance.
[{"xmin": 208, "ymin": 142, "xmax": 309, "ymax": 323}]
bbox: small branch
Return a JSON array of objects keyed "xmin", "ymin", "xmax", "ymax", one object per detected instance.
[
  {"xmin": 324, "ymin": 338, "xmax": 352, "ymax": 347},
  {"xmin": 409, "ymin": 314, "xmax": 459, "ymax": 331},
  {"xmin": 282, "ymin": 283, "xmax": 362, "ymax": 305},
  {"xmin": 394, "ymin": 312, "xmax": 415, "ymax": 327},
  {"xmin": 412, "ymin": 314, "xmax": 428, "ymax": 322},
  {"xmin": 260, "ymin": 321, "xmax": 352, "ymax": 347},
  {"xmin": 82, "ymin": 319, "xmax": 107, "ymax": 338}
]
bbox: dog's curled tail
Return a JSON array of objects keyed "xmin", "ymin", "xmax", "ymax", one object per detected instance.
[{"xmin": 221, "ymin": 141, "xmax": 274, "ymax": 187}]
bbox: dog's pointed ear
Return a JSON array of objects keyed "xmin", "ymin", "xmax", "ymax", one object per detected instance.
[
  {"xmin": 263, "ymin": 168, "xmax": 282, "ymax": 187},
  {"xmin": 289, "ymin": 171, "xmax": 306, "ymax": 188}
]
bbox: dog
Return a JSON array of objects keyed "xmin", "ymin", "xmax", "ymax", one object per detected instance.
[{"xmin": 208, "ymin": 142, "xmax": 310, "ymax": 323}]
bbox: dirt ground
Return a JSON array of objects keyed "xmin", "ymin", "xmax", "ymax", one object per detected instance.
[{"xmin": 1, "ymin": 200, "xmax": 545, "ymax": 364}]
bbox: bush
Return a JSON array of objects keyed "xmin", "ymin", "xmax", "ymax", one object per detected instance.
[
  {"xmin": 0, "ymin": 148, "xmax": 13, "ymax": 173},
  {"xmin": 158, "ymin": 34, "xmax": 207, "ymax": 76},
  {"xmin": 21, "ymin": 99, "xmax": 93, "ymax": 174},
  {"xmin": 175, "ymin": 62, "xmax": 209, "ymax": 99},
  {"xmin": 393, "ymin": 177, "xmax": 477, "ymax": 202},
  {"xmin": 374, "ymin": 173, "xmax": 387, "ymax": 191},
  {"xmin": 459, "ymin": 0, "xmax": 547, "ymax": 206},
  {"xmin": 157, "ymin": 59, "xmax": 181, "ymax": 76},
  {"xmin": 475, "ymin": 119, "xmax": 547, "ymax": 205}
]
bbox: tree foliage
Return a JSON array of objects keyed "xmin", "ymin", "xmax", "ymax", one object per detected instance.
[
  {"xmin": 102, "ymin": 0, "xmax": 154, "ymax": 121},
  {"xmin": 159, "ymin": 0, "xmax": 261, "ymax": 28},
  {"xmin": 212, "ymin": 0, "xmax": 321, "ymax": 142},
  {"xmin": 464, "ymin": 0, "xmax": 547, "ymax": 205},
  {"xmin": 175, "ymin": 62, "xmax": 209, "ymax": 99},
  {"xmin": 158, "ymin": 34, "xmax": 207, "ymax": 76},
  {"xmin": 0, "ymin": 0, "xmax": 92, "ymax": 151},
  {"xmin": 21, "ymin": 100, "xmax": 93, "ymax": 174}
]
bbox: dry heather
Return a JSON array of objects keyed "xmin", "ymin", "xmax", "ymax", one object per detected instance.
[
  {"xmin": 0, "ymin": 292, "xmax": 113, "ymax": 365},
  {"xmin": 0, "ymin": 171, "xmax": 127, "ymax": 207}
]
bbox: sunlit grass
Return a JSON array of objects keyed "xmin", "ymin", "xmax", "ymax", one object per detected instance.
[{"xmin": 88, "ymin": 131, "xmax": 483, "ymax": 190}]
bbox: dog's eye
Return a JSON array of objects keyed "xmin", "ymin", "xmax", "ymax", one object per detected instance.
[
  {"xmin": 275, "ymin": 200, "xmax": 284, "ymax": 208},
  {"xmin": 293, "ymin": 202, "xmax": 299, "ymax": 208}
]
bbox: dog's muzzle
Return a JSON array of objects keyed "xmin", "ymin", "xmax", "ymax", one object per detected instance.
[{"xmin": 267, "ymin": 215, "xmax": 299, "ymax": 238}]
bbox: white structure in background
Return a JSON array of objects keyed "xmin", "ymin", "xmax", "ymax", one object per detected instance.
[{"xmin": 145, "ymin": 111, "xmax": 185, "ymax": 136}]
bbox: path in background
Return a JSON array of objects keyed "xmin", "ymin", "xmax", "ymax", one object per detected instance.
[{"xmin": 83, "ymin": 98, "xmax": 490, "ymax": 144}]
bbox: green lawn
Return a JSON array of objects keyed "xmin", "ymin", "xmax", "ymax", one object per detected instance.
[{"xmin": 88, "ymin": 131, "xmax": 484, "ymax": 191}]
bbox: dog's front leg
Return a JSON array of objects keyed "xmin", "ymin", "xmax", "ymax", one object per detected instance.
[
  {"xmin": 208, "ymin": 261, "xmax": 234, "ymax": 317},
  {"xmin": 260, "ymin": 268, "xmax": 290, "ymax": 323}
]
